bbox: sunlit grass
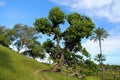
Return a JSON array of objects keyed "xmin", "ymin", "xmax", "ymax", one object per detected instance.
[
  {"xmin": 0, "ymin": 45, "xmax": 47, "ymax": 80},
  {"xmin": 0, "ymin": 45, "xmax": 81, "ymax": 80}
]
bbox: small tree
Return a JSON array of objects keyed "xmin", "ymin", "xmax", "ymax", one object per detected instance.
[
  {"xmin": 94, "ymin": 54, "xmax": 106, "ymax": 73},
  {"xmin": 34, "ymin": 7, "xmax": 95, "ymax": 72},
  {"xmin": 85, "ymin": 59, "xmax": 98, "ymax": 76},
  {"xmin": 94, "ymin": 54, "xmax": 106, "ymax": 64}
]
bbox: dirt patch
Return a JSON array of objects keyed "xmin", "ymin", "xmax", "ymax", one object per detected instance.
[{"xmin": 34, "ymin": 70, "xmax": 41, "ymax": 75}]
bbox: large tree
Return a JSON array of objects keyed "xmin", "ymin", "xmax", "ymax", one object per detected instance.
[
  {"xmin": 8, "ymin": 24, "xmax": 44, "ymax": 59},
  {"xmin": 91, "ymin": 27, "xmax": 109, "ymax": 80},
  {"xmin": 34, "ymin": 7, "xmax": 95, "ymax": 72}
]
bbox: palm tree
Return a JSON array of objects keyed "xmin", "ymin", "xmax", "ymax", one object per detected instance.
[
  {"xmin": 94, "ymin": 53, "xmax": 106, "ymax": 65},
  {"xmin": 91, "ymin": 27, "xmax": 109, "ymax": 80}
]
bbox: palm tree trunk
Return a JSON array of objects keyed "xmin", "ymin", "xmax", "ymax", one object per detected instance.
[
  {"xmin": 99, "ymin": 37, "xmax": 102, "ymax": 55},
  {"xmin": 98, "ymin": 37, "xmax": 104, "ymax": 80}
]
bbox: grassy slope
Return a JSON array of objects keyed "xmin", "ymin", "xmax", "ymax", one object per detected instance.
[
  {"xmin": 1, "ymin": 45, "xmax": 120, "ymax": 80},
  {"xmin": 0, "ymin": 45, "xmax": 83, "ymax": 80}
]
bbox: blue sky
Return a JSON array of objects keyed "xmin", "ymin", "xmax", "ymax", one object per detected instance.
[{"xmin": 0, "ymin": 0, "xmax": 120, "ymax": 65}]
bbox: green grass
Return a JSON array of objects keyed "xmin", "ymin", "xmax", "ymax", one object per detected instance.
[
  {"xmin": 2, "ymin": 45, "xmax": 120, "ymax": 80},
  {"xmin": 0, "ymin": 45, "xmax": 83, "ymax": 80}
]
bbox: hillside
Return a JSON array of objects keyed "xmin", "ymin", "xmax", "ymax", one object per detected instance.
[
  {"xmin": 0, "ymin": 45, "xmax": 82, "ymax": 80},
  {"xmin": 1, "ymin": 45, "xmax": 120, "ymax": 80}
]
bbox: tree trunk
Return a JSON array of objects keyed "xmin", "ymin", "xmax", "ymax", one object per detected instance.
[
  {"xmin": 52, "ymin": 52, "xmax": 65, "ymax": 72},
  {"xmin": 18, "ymin": 40, "xmax": 23, "ymax": 53},
  {"xmin": 51, "ymin": 34, "xmax": 65, "ymax": 72},
  {"xmin": 99, "ymin": 37, "xmax": 104, "ymax": 80}
]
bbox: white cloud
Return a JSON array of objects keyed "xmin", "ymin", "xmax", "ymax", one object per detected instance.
[
  {"xmin": 51, "ymin": 0, "xmax": 120, "ymax": 22},
  {"xmin": 83, "ymin": 35, "xmax": 120, "ymax": 55},
  {"xmin": 0, "ymin": 0, "xmax": 6, "ymax": 6}
]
